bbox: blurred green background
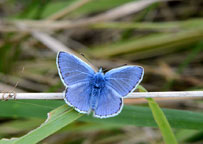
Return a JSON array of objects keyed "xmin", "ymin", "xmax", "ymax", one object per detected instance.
[{"xmin": 0, "ymin": 0, "xmax": 203, "ymax": 143}]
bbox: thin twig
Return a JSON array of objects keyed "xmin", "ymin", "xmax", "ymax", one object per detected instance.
[
  {"xmin": 0, "ymin": 91, "xmax": 202, "ymax": 100},
  {"xmin": 32, "ymin": 31, "xmax": 74, "ymax": 53},
  {"xmin": 0, "ymin": 73, "xmax": 48, "ymax": 92}
]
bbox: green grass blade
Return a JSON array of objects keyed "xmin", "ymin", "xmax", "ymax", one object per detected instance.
[
  {"xmin": 0, "ymin": 100, "xmax": 64, "ymax": 118},
  {"xmin": 81, "ymin": 105, "xmax": 203, "ymax": 130},
  {"xmin": 0, "ymin": 100, "xmax": 203, "ymax": 130},
  {"xmin": 178, "ymin": 41, "xmax": 203, "ymax": 73},
  {"xmin": 0, "ymin": 105, "xmax": 83, "ymax": 144},
  {"xmin": 147, "ymin": 98, "xmax": 178, "ymax": 144},
  {"xmin": 0, "ymin": 119, "xmax": 43, "ymax": 136},
  {"xmin": 91, "ymin": 19, "xmax": 203, "ymax": 30},
  {"xmin": 86, "ymin": 29, "xmax": 203, "ymax": 59},
  {"xmin": 138, "ymin": 85, "xmax": 178, "ymax": 144},
  {"xmin": 0, "ymin": 139, "xmax": 18, "ymax": 144}
]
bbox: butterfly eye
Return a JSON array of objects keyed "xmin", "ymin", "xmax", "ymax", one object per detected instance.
[{"xmin": 94, "ymin": 84, "xmax": 100, "ymax": 88}]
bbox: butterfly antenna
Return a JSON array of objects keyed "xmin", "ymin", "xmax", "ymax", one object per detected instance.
[
  {"xmin": 80, "ymin": 53, "xmax": 94, "ymax": 65},
  {"xmin": 112, "ymin": 64, "xmax": 127, "ymax": 69},
  {"xmin": 101, "ymin": 67, "xmax": 109, "ymax": 73},
  {"xmin": 120, "ymin": 64, "xmax": 127, "ymax": 67},
  {"xmin": 103, "ymin": 64, "xmax": 127, "ymax": 73},
  {"xmin": 102, "ymin": 64, "xmax": 128, "ymax": 73}
]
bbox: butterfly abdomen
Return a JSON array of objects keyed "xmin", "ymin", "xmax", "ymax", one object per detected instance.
[{"xmin": 90, "ymin": 88, "xmax": 100, "ymax": 110}]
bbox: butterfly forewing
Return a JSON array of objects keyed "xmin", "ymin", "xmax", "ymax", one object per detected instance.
[
  {"xmin": 57, "ymin": 51, "xmax": 95, "ymax": 87},
  {"xmin": 105, "ymin": 66, "xmax": 144, "ymax": 97}
]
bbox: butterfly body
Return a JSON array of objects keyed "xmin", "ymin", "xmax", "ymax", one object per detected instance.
[
  {"xmin": 57, "ymin": 51, "xmax": 144, "ymax": 118},
  {"xmin": 90, "ymin": 68, "xmax": 105, "ymax": 110}
]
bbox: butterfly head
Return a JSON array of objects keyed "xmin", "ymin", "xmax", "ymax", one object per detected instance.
[
  {"xmin": 98, "ymin": 67, "xmax": 103, "ymax": 73},
  {"xmin": 93, "ymin": 68, "xmax": 105, "ymax": 89}
]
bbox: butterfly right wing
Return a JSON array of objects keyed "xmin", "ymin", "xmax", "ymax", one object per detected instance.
[
  {"xmin": 94, "ymin": 66, "xmax": 143, "ymax": 118},
  {"xmin": 57, "ymin": 51, "xmax": 95, "ymax": 113},
  {"xmin": 105, "ymin": 66, "xmax": 144, "ymax": 97}
]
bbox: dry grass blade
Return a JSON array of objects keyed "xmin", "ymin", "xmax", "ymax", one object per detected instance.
[
  {"xmin": 0, "ymin": 83, "xmax": 25, "ymax": 93},
  {"xmin": 32, "ymin": 31, "xmax": 74, "ymax": 53},
  {"xmin": 0, "ymin": 0, "xmax": 92, "ymax": 46},
  {"xmin": 31, "ymin": 30, "xmax": 97, "ymax": 71},
  {"xmin": 81, "ymin": 0, "xmax": 163, "ymax": 22},
  {"xmin": 48, "ymin": 0, "xmax": 93, "ymax": 20},
  {"xmin": 3, "ymin": 0, "xmax": 173, "ymax": 31}
]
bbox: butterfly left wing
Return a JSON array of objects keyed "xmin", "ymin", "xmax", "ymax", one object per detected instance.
[
  {"xmin": 105, "ymin": 66, "xmax": 144, "ymax": 97},
  {"xmin": 65, "ymin": 82, "xmax": 92, "ymax": 113},
  {"xmin": 57, "ymin": 51, "xmax": 95, "ymax": 113},
  {"xmin": 57, "ymin": 51, "xmax": 95, "ymax": 87}
]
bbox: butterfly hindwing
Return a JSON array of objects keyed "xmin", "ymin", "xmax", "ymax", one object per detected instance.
[
  {"xmin": 65, "ymin": 82, "xmax": 91, "ymax": 113},
  {"xmin": 94, "ymin": 86, "xmax": 123, "ymax": 118},
  {"xmin": 57, "ymin": 51, "xmax": 95, "ymax": 86},
  {"xmin": 105, "ymin": 66, "xmax": 144, "ymax": 97}
]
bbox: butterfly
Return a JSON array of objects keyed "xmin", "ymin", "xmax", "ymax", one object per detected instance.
[{"xmin": 57, "ymin": 51, "xmax": 144, "ymax": 118}]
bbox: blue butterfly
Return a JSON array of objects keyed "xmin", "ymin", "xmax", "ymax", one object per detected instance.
[{"xmin": 57, "ymin": 51, "xmax": 144, "ymax": 118}]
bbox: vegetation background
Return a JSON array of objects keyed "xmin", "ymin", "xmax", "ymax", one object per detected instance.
[{"xmin": 0, "ymin": 0, "xmax": 203, "ymax": 143}]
